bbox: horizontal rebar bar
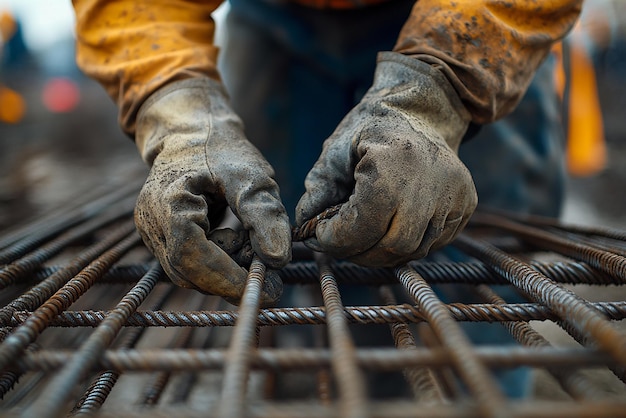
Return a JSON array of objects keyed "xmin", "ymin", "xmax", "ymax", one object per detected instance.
[
  {"xmin": 83, "ymin": 400, "xmax": 626, "ymax": 418},
  {"xmin": 6, "ymin": 300, "xmax": 625, "ymax": 328},
  {"xmin": 12, "ymin": 347, "xmax": 615, "ymax": 373},
  {"xmin": 22, "ymin": 259, "xmax": 619, "ymax": 287}
]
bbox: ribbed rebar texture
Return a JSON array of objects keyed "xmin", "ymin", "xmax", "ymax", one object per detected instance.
[{"xmin": 1, "ymin": 190, "xmax": 626, "ymax": 418}]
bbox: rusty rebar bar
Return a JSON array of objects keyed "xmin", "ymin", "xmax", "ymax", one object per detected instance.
[
  {"xmin": 396, "ymin": 265, "xmax": 507, "ymax": 417},
  {"xmin": 6, "ymin": 299, "xmax": 626, "ymax": 329},
  {"xmin": 138, "ymin": 292, "xmax": 206, "ymax": 407},
  {"xmin": 219, "ymin": 255, "xmax": 266, "ymax": 418},
  {"xmin": 71, "ymin": 284, "xmax": 176, "ymax": 416},
  {"xmin": 0, "ymin": 180, "xmax": 140, "ymax": 254},
  {"xmin": 0, "ymin": 206, "xmax": 133, "ymax": 289},
  {"xmin": 317, "ymin": 253, "xmax": 368, "ymax": 418},
  {"xmin": 454, "ymin": 234, "xmax": 626, "ymax": 366},
  {"xmin": 468, "ymin": 213, "xmax": 626, "ymax": 283},
  {"xmin": 0, "ymin": 220, "xmax": 137, "ymax": 326},
  {"xmin": 12, "ymin": 346, "xmax": 615, "ymax": 373},
  {"xmin": 21, "ymin": 259, "xmax": 620, "ymax": 287},
  {"xmin": 378, "ymin": 286, "xmax": 445, "ymax": 403},
  {"xmin": 474, "ymin": 284, "xmax": 605, "ymax": 400},
  {"xmin": 477, "ymin": 208, "xmax": 626, "ymax": 242},
  {"xmin": 0, "ymin": 233, "xmax": 141, "ymax": 374},
  {"xmin": 20, "ymin": 259, "xmax": 159, "ymax": 418}
]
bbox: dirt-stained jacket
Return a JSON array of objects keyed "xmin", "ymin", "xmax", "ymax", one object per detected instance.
[{"xmin": 72, "ymin": 0, "xmax": 582, "ymax": 136}]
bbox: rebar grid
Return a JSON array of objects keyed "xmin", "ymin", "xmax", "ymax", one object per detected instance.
[{"xmin": 0, "ymin": 191, "xmax": 626, "ymax": 418}]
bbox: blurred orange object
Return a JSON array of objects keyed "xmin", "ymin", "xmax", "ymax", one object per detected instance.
[
  {"xmin": 0, "ymin": 10, "xmax": 17, "ymax": 41},
  {"xmin": 0, "ymin": 85, "xmax": 26, "ymax": 124},
  {"xmin": 553, "ymin": 20, "xmax": 607, "ymax": 177}
]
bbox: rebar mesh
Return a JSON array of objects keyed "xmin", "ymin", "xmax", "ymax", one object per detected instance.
[{"xmin": 1, "ymin": 184, "xmax": 626, "ymax": 418}]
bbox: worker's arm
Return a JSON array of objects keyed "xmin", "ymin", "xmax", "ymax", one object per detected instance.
[
  {"xmin": 296, "ymin": 0, "xmax": 582, "ymax": 265},
  {"xmin": 394, "ymin": 0, "xmax": 583, "ymax": 124},
  {"xmin": 73, "ymin": 0, "xmax": 222, "ymax": 135},
  {"xmin": 72, "ymin": 0, "xmax": 292, "ymax": 304}
]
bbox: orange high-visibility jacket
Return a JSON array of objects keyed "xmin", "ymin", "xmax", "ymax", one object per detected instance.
[{"xmin": 72, "ymin": 0, "xmax": 582, "ymax": 136}]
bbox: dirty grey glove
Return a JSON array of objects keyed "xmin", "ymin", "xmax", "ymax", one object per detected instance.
[
  {"xmin": 134, "ymin": 78, "xmax": 291, "ymax": 304},
  {"xmin": 296, "ymin": 52, "xmax": 477, "ymax": 266}
]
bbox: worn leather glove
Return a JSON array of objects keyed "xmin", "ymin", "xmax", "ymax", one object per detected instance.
[
  {"xmin": 296, "ymin": 52, "xmax": 477, "ymax": 267},
  {"xmin": 134, "ymin": 78, "xmax": 292, "ymax": 304}
]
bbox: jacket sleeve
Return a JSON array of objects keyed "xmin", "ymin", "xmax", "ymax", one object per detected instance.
[
  {"xmin": 72, "ymin": 0, "xmax": 223, "ymax": 136},
  {"xmin": 393, "ymin": 0, "xmax": 583, "ymax": 124}
]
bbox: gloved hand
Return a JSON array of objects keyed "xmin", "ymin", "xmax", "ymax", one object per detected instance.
[
  {"xmin": 296, "ymin": 52, "xmax": 477, "ymax": 267},
  {"xmin": 134, "ymin": 78, "xmax": 292, "ymax": 304}
]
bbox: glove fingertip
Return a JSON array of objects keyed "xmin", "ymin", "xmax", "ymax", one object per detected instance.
[{"xmin": 249, "ymin": 227, "xmax": 292, "ymax": 269}]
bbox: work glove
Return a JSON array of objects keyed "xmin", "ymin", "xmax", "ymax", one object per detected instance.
[
  {"xmin": 134, "ymin": 78, "xmax": 291, "ymax": 304},
  {"xmin": 296, "ymin": 52, "xmax": 477, "ymax": 267}
]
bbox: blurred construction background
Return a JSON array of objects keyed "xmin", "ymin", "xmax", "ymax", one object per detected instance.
[
  {"xmin": 1, "ymin": 0, "xmax": 626, "ymax": 230},
  {"xmin": 1, "ymin": 0, "xmax": 626, "ymax": 403}
]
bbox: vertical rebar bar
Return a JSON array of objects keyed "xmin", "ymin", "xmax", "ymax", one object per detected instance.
[
  {"xmin": 396, "ymin": 265, "xmax": 506, "ymax": 417},
  {"xmin": 139, "ymin": 292, "xmax": 206, "ymax": 407},
  {"xmin": 219, "ymin": 255, "xmax": 266, "ymax": 418},
  {"xmin": 317, "ymin": 253, "xmax": 368, "ymax": 418},
  {"xmin": 379, "ymin": 286, "xmax": 444, "ymax": 403},
  {"xmin": 71, "ymin": 284, "xmax": 176, "ymax": 416}
]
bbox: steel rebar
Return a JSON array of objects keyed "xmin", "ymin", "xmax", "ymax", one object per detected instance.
[
  {"xmin": 20, "ymin": 259, "xmax": 159, "ymax": 418},
  {"xmin": 317, "ymin": 253, "xmax": 368, "ymax": 418}
]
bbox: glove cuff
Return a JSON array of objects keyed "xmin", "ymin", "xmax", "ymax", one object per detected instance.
[
  {"xmin": 373, "ymin": 51, "xmax": 471, "ymax": 151},
  {"xmin": 135, "ymin": 77, "xmax": 240, "ymax": 165}
]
